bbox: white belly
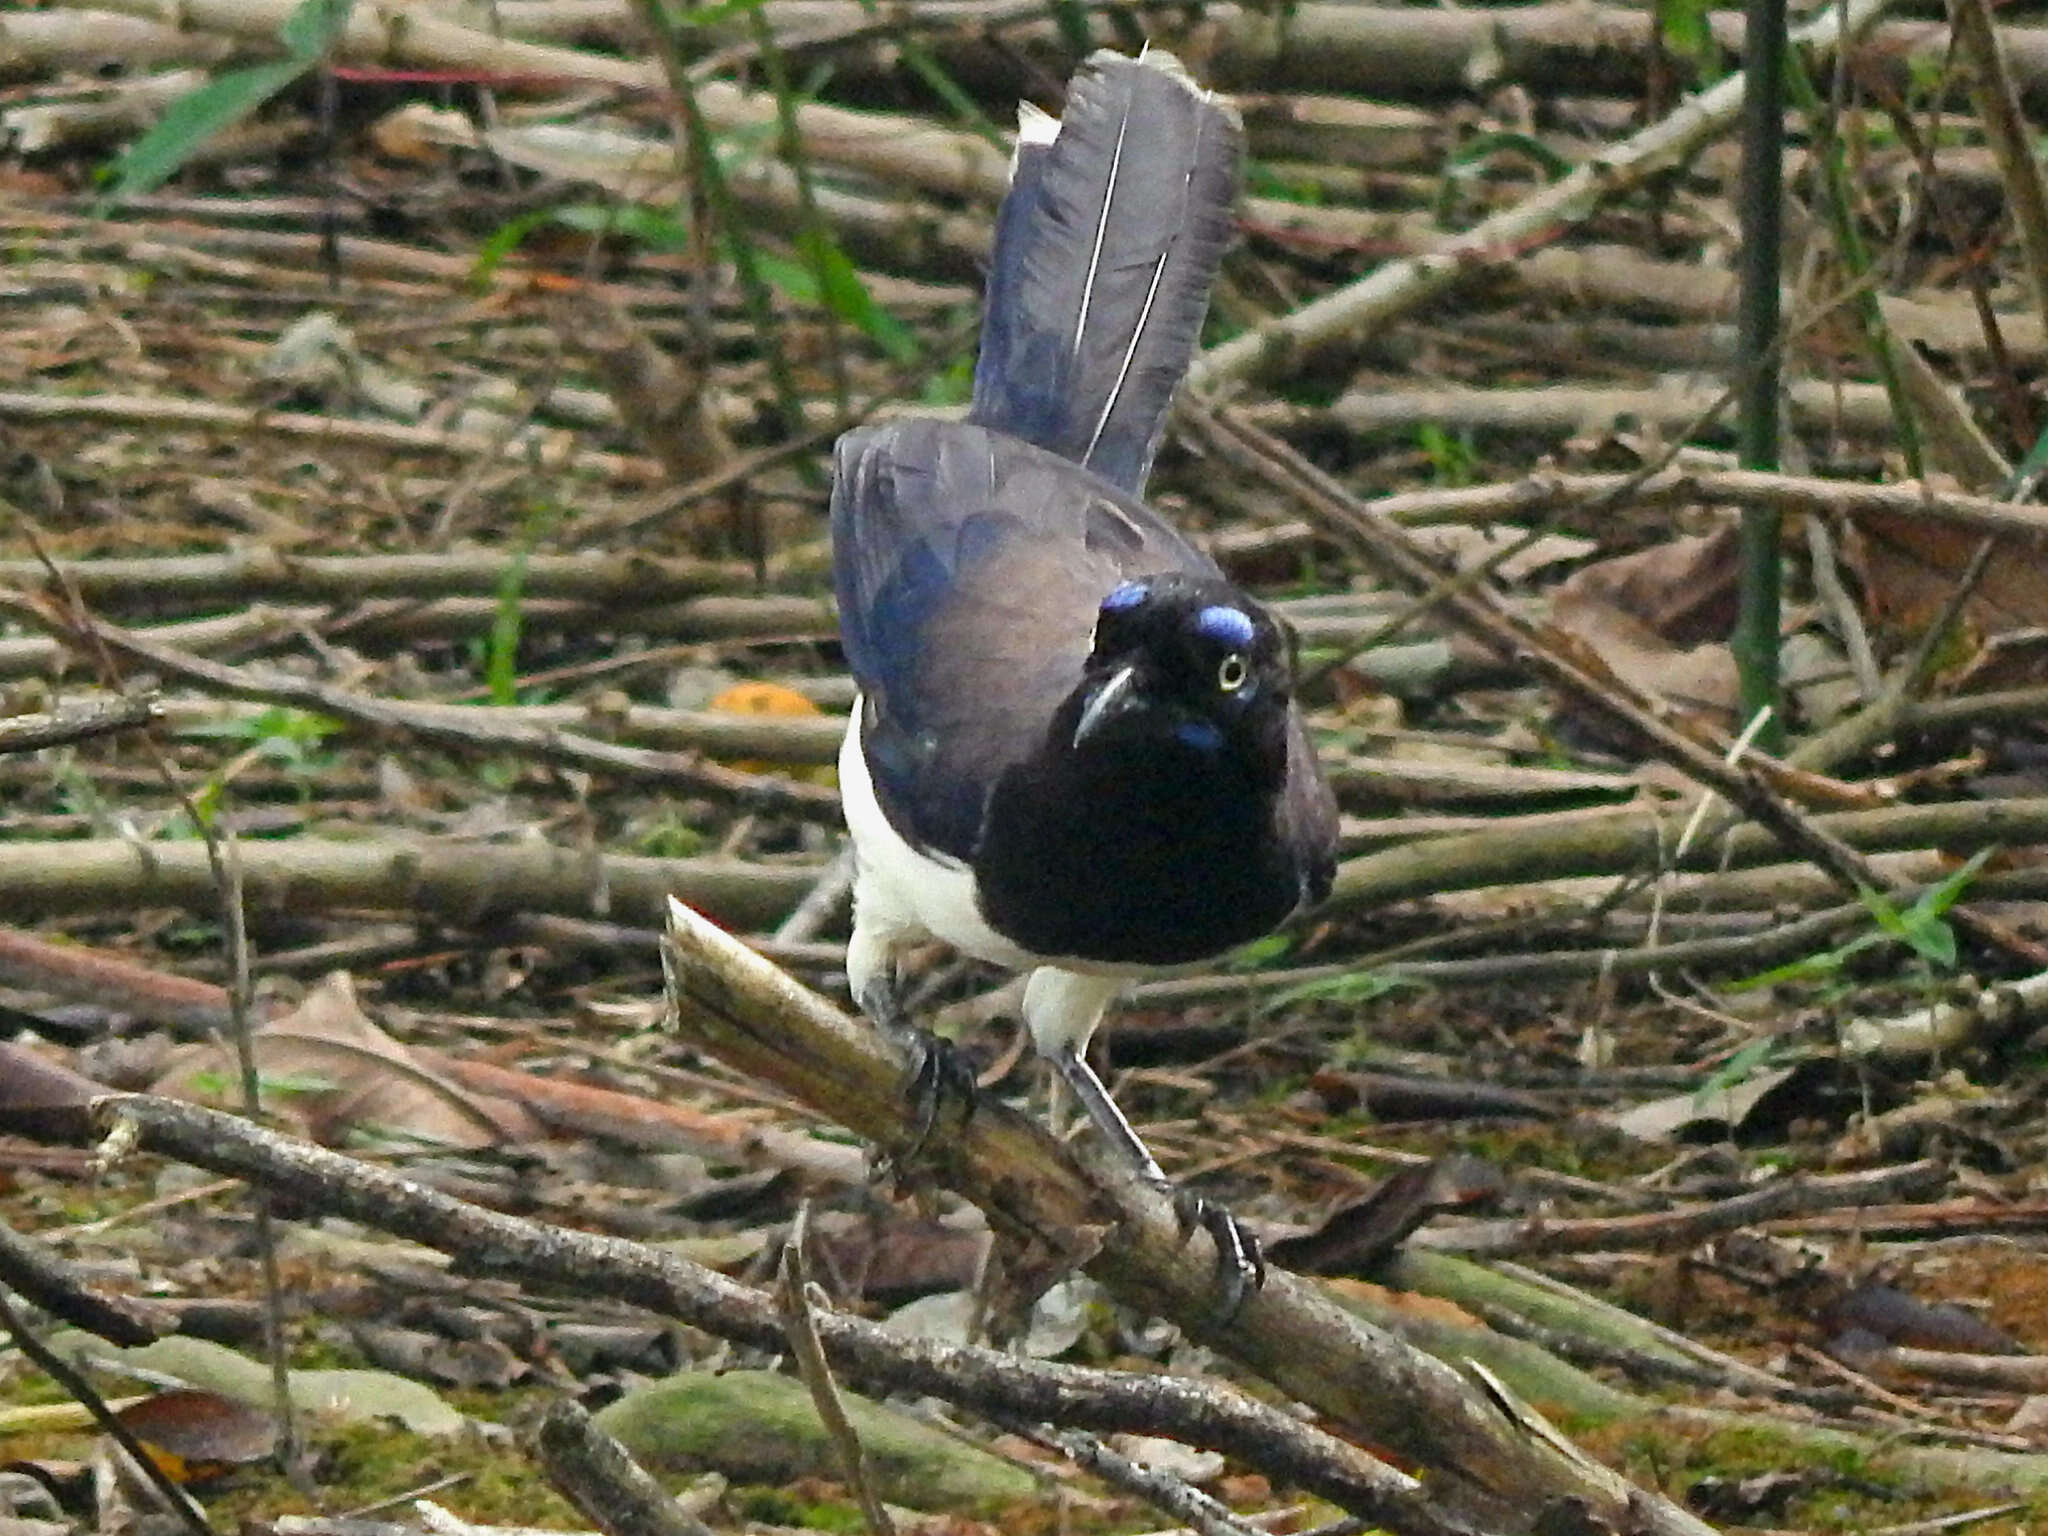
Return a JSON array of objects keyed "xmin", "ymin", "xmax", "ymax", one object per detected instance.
[
  {"xmin": 841, "ymin": 698, "xmax": 1218, "ymax": 1058},
  {"xmin": 839, "ymin": 699, "xmax": 1038, "ymax": 974}
]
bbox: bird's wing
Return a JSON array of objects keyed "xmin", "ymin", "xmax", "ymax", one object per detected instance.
[{"xmin": 832, "ymin": 417, "xmax": 1217, "ymax": 859}]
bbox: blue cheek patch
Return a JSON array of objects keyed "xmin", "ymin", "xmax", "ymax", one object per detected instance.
[
  {"xmin": 1101, "ymin": 580, "xmax": 1149, "ymax": 614},
  {"xmin": 1175, "ymin": 719, "xmax": 1224, "ymax": 752},
  {"xmin": 1195, "ymin": 604, "xmax": 1256, "ymax": 649}
]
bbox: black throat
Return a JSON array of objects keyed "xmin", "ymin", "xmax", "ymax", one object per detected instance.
[{"xmin": 972, "ymin": 727, "xmax": 1302, "ymax": 967}]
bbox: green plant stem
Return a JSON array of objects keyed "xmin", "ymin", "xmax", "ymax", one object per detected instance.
[
  {"xmin": 630, "ymin": 0, "xmax": 815, "ymax": 480},
  {"xmin": 748, "ymin": 6, "xmax": 849, "ymax": 415},
  {"xmin": 1785, "ymin": 52, "xmax": 1924, "ymax": 479},
  {"xmin": 1733, "ymin": 0, "xmax": 1787, "ymax": 753}
]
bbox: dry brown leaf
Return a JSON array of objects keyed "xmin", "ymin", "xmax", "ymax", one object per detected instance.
[
  {"xmin": 1545, "ymin": 590, "xmax": 1740, "ymax": 719},
  {"xmin": 1556, "ymin": 523, "xmax": 1741, "ymax": 644},
  {"xmin": 1545, "ymin": 525, "xmax": 1742, "ymax": 720},
  {"xmin": 1947, "ymin": 628, "xmax": 2048, "ymax": 694},
  {"xmin": 1843, "ymin": 505, "xmax": 2048, "ymax": 653},
  {"xmin": 151, "ymin": 972, "xmax": 539, "ymax": 1148},
  {"xmin": 114, "ymin": 1389, "xmax": 274, "ymax": 1484}
]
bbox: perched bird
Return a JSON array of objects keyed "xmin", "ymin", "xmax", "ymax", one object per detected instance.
[{"xmin": 831, "ymin": 49, "xmax": 1338, "ymax": 1304}]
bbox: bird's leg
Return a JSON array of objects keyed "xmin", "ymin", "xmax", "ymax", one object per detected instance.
[
  {"xmin": 1049, "ymin": 1043, "xmax": 1265, "ymax": 1320},
  {"xmin": 856, "ymin": 972, "xmax": 978, "ymax": 1160},
  {"xmin": 1047, "ymin": 1042, "xmax": 1168, "ymax": 1185}
]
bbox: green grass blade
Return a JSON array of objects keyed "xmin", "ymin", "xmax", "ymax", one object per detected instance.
[
  {"xmin": 278, "ymin": 0, "xmax": 355, "ymax": 60},
  {"xmin": 487, "ymin": 542, "xmax": 533, "ymax": 708},
  {"xmin": 103, "ymin": 58, "xmax": 306, "ymax": 205},
  {"xmin": 1913, "ymin": 846, "xmax": 1997, "ymax": 922},
  {"xmin": 797, "ymin": 227, "xmax": 920, "ymax": 363},
  {"xmin": 102, "ymin": 0, "xmax": 355, "ymax": 207}
]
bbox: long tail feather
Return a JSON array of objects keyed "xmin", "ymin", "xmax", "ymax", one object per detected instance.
[{"xmin": 968, "ymin": 50, "xmax": 1242, "ymax": 495}]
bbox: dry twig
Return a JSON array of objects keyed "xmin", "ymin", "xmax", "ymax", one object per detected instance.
[
  {"xmin": 0, "ymin": 591, "xmax": 842, "ymax": 822},
  {"xmin": 654, "ymin": 899, "xmax": 1715, "ymax": 1535},
  {"xmin": 54, "ymin": 1093, "xmax": 1469, "ymax": 1536}
]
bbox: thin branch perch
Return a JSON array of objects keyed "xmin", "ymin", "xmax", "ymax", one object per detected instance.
[{"xmin": 653, "ymin": 898, "xmax": 1717, "ymax": 1536}]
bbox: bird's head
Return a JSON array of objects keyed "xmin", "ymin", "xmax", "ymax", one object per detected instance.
[{"xmin": 1068, "ymin": 574, "xmax": 1294, "ymax": 772}]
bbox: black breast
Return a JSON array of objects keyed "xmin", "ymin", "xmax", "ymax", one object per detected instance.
[{"xmin": 972, "ymin": 735, "xmax": 1306, "ymax": 967}]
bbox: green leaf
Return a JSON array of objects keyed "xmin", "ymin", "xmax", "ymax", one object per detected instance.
[
  {"xmin": 1657, "ymin": 0, "xmax": 1712, "ymax": 65},
  {"xmin": 176, "ymin": 705, "xmax": 339, "ymax": 746},
  {"xmin": 1415, "ymin": 422, "xmax": 1476, "ymax": 487},
  {"xmin": 277, "ymin": 0, "xmax": 355, "ymax": 61},
  {"xmin": 1855, "ymin": 883, "xmax": 1911, "ymax": 940},
  {"xmin": 751, "ymin": 247, "xmax": 819, "ymax": 304},
  {"xmin": 471, "ymin": 203, "xmax": 693, "ymax": 290},
  {"xmin": 488, "ymin": 543, "xmax": 534, "ymax": 708},
  {"xmin": 795, "ymin": 227, "xmax": 919, "ymax": 362},
  {"xmin": 2008, "ymin": 416, "xmax": 2048, "ymax": 497},
  {"xmin": 919, "ymin": 348, "xmax": 976, "ymax": 409},
  {"xmin": 1227, "ymin": 932, "xmax": 1294, "ymax": 972},
  {"xmin": 1448, "ymin": 130, "xmax": 1575, "ymax": 182},
  {"xmin": 1725, "ymin": 930, "xmax": 1881, "ymax": 991},
  {"xmin": 1261, "ymin": 969, "xmax": 1414, "ymax": 1014},
  {"xmin": 1899, "ymin": 907, "xmax": 1958, "ymax": 969},
  {"xmin": 468, "ymin": 208, "xmax": 555, "ymax": 290},
  {"xmin": 1914, "ymin": 846, "xmax": 1996, "ymax": 922},
  {"xmin": 103, "ymin": 59, "xmax": 305, "ymax": 205},
  {"xmin": 552, "ymin": 201, "xmax": 691, "ymax": 252},
  {"xmin": 101, "ymin": 0, "xmax": 354, "ymax": 207},
  {"xmin": 1693, "ymin": 1034, "xmax": 1780, "ymax": 1107},
  {"xmin": 1246, "ymin": 163, "xmax": 1325, "ymax": 207}
]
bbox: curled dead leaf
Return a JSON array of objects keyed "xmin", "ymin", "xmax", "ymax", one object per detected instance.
[
  {"xmin": 114, "ymin": 1389, "xmax": 274, "ymax": 1484},
  {"xmin": 150, "ymin": 972, "xmax": 538, "ymax": 1148}
]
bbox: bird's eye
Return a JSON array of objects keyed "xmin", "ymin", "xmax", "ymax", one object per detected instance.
[{"xmin": 1217, "ymin": 653, "xmax": 1248, "ymax": 692}]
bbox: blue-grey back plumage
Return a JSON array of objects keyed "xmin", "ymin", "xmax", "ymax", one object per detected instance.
[
  {"xmin": 832, "ymin": 417, "xmax": 1216, "ymax": 861},
  {"xmin": 968, "ymin": 50, "xmax": 1243, "ymax": 495}
]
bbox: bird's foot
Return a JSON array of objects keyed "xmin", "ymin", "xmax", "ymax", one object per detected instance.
[
  {"xmin": 898, "ymin": 1027, "xmax": 980, "ymax": 1158},
  {"xmin": 1051, "ymin": 1043, "xmax": 1266, "ymax": 1319},
  {"xmin": 859, "ymin": 980, "xmax": 978, "ymax": 1163},
  {"xmin": 1171, "ymin": 1187, "xmax": 1266, "ymax": 1323}
]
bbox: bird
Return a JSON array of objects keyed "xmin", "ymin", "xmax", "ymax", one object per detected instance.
[{"xmin": 829, "ymin": 48, "xmax": 1338, "ymax": 1309}]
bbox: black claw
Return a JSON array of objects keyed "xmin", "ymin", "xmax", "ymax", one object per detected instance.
[
  {"xmin": 858, "ymin": 980, "xmax": 977, "ymax": 1164},
  {"xmin": 1174, "ymin": 1189, "xmax": 1265, "ymax": 1321},
  {"xmin": 900, "ymin": 1029, "xmax": 980, "ymax": 1158}
]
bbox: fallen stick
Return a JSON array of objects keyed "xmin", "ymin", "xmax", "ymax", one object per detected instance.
[
  {"xmin": 162, "ymin": 697, "xmax": 848, "ymax": 767},
  {"xmin": 0, "ymin": 694, "xmax": 157, "ymax": 754},
  {"xmin": 0, "ymin": 548, "xmax": 750, "ymax": 607},
  {"xmin": 0, "ymin": 837, "xmax": 814, "ymax": 929},
  {"xmin": 0, "ymin": 389, "xmax": 664, "ymax": 483},
  {"xmin": 0, "ymin": 593, "xmax": 841, "ymax": 822},
  {"xmin": 52, "ymin": 1093, "xmax": 1466, "ymax": 1536},
  {"xmin": 1328, "ymin": 794, "xmax": 2048, "ymax": 912},
  {"xmin": 1412, "ymin": 1161, "xmax": 1948, "ymax": 1259},
  {"xmin": 655, "ymin": 897, "xmax": 1717, "ymax": 1536}
]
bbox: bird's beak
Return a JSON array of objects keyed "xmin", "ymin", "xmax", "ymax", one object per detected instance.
[{"xmin": 1073, "ymin": 664, "xmax": 1142, "ymax": 748}]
